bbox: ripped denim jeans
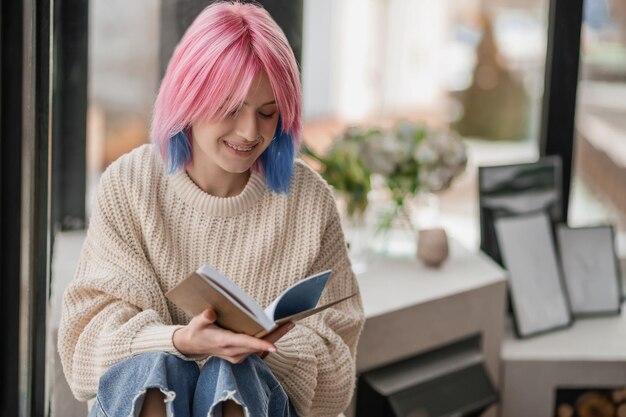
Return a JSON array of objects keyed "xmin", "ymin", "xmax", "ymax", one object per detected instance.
[{"xmin": 88, "ymin": 352, "xmax": 298, "ymax": 417}]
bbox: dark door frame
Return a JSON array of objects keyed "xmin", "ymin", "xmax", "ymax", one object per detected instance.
[
  {"xmin": 0, "ymin": 1, "xmax": 24, "ymax": 416},
  {"xmin": 1, "ymin": 0, "xmax": 52, "ymax": 416},
  {"xmin": 19, "ymin": 0, "xmax": 53, "ymax": 416},
  {"xmin": 539, "ymin": 0, "xmax": 584, "ymax": 221}
]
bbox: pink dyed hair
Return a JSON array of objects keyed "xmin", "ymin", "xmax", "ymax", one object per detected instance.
[{"xmin": 150, "ymin": 1, "xmax": 302, "ymax": 161}]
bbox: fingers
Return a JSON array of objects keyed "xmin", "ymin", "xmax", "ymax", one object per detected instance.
[
  {"xmin": 259, "ymin": 322, "xmax": 295, "ymax": 358},
  {"xmin": 201, "ymin": 308, "xmax": 217, "ymax": 323},
  {"xmin": 188, "ymin": 308, "xmax": 217, "ymax": 327},
  {"xmin": 224, "ymin": 332, "xmax": 276, "ymax": 353},
  {"xmin": 185, "ymin": 310, "xmax": 295, "ymax": 363},
  {"xmin": 263, "ymin": 322, "xmax": 295, "ymax": 344},
  {"xmin": 214, "ymin": 333, "xmax": 274, "ymax": 363}
]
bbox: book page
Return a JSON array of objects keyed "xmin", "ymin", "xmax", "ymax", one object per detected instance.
[
  {"xmin": 254, "ymin": 292, "xmax": 356, "ymax": 338},
  {"xmin": 165, "ymin": 272, "xmax": 270, "ymax": 335},
  {"xmin": 264, "ymin": 270, "xmax": 332, "ymax": 321},
  {"xmin": 197, "ymin": 266, "xmax": 274, "ymax": 330}
]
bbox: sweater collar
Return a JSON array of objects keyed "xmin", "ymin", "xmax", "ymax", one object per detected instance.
[{"xmin": 169, "ymin": 168, "xmax": 267, "ymax": 217}]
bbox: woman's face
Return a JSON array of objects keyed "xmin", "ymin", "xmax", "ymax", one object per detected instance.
[{"xmin": 190, "ymin": 69, "xmax": 279, "ymax": 175}]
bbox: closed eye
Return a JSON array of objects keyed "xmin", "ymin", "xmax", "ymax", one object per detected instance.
[{"xmin": 259, "ymin": 112, "xmax": 276, "ymax": 119}]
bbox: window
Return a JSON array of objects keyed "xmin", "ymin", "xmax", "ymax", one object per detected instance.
[
  {"xmin": 570, "ymin": 0, "xmax": 626, "ymax": 268},
  {"xmin": 301, "ymin": 0, "xmax": 550, "ymax": 249}
]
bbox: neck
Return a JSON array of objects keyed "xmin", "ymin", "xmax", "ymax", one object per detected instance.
[{"xmin": 185, "ymin": 162, "xmax": 251, "ymax": 198}]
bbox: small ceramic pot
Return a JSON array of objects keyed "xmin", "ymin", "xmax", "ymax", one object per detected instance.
[{"xmin": 417, "ymin": 227, "xmax": 449, "ymax": 268}]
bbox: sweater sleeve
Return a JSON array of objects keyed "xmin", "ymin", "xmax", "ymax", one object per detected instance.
[
  {"xmin": 57, "ymin": 166, "xmax": 191, "ymax": 402},
  {"xmin": 264, "ymin": 187, "xmax": 365, "ymax": 417}
]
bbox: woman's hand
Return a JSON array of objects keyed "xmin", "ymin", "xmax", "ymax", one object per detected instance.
[
  {"xmin": 259, "ymin": 321, "xmax": 295, "ymax": 359},
  {"xmin": 172, "ymin": 308, "xmax": 293, "ymax": 364}
]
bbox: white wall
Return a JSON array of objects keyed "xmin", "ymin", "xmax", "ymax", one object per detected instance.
[{"xmin": 301, "ymin": 0, "xmax": 452, "ymax": 122}]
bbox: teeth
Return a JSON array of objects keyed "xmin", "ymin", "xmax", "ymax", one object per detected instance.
[{"xmin": 225, "ymin": 141, "xmax": 255, "ymax": 152}]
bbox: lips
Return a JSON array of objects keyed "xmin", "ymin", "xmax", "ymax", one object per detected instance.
[{"xmin": 223, "ymin": 140, "xmax": 259, "ymax": 152}]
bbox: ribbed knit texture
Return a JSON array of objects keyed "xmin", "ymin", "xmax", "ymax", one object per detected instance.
[{"xmin": 57, "ymin": 144, "xmax": 365, "ymax": 417}]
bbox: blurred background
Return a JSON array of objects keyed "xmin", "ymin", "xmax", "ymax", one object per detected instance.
[{"xmin": 85, "ymin": 0, "xmax": 626, "ymax": 252}]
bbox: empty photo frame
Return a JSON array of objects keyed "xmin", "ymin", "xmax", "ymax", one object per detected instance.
[
  {"xmin": 495, "ymin": 211, "xmax": 571, "ymax": 337},
  {"xmin": 479, "ymin": 156, "xmax": 563, "ymax": 267},
  {"xmin": 556, "ymin": 225, "xmax": 622, "ymax": 317}
]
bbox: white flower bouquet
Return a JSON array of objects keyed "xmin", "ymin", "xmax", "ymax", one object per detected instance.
[
  {"xmin": 361, "ymin": 121, "xmax": 467, "ymax": 225},
  {"xmin": 306, "ymin": 121, "xmax": 467, "ymax": 230}
]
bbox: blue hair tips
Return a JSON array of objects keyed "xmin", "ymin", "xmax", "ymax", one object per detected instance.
[
  {"xmin": 167, "ymin": 130, "xmax": 192, "ymax": 174},
  {"xmin": 260, "ymin": 117, "xmax": 296, "ymax": 193}
]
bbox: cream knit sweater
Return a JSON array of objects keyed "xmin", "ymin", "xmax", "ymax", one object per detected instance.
[{"xmin": 58, "ymin": 144, "xmax": 365, "ymax": 417}]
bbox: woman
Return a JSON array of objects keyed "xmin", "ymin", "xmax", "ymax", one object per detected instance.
[{"xmin": 57, "ymin": 2, "xmax": 364, "ymax": 417}]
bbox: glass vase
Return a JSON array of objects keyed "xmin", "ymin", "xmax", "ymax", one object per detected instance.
[
  {"xmin": 335, "ymin": 193, "xmax": 371, "ymax": 274},
  {"xmin": 369, "ymin": 191, "xmax": 441, "ymax": 258}
]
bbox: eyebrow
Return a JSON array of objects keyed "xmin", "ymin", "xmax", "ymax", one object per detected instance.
[{"xmin": 243, "ymin": 100, "xmax": 276, "ymax": 107}]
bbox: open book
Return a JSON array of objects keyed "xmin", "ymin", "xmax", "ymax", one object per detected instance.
[{"xmin": 165, "ymin": 266, "xmax": 355, "ymax": 337}]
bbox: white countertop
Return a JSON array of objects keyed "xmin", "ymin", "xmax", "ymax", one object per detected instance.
[
  {"xmin": 357, "ymin": 239, "xmax": 507, "ymax": 318},
  {"xmin": 502, "ymin": 309, "xmax": 626, "ymax": 362}
]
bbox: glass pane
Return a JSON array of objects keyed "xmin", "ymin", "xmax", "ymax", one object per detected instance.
[
  {"xmin": 49, "ymin": 1, "xmax": 160, "ymax": 415},
  {"xmin": 570, "ymin": 0, "xmax": 626, "ymax": 278},
  {"xmin": 86, "ymin": 0, "xmax": 161, "ymax": 211},
  {"xmin": 302, "ymin": 0, "xmax": 549, "ymax": 250}
]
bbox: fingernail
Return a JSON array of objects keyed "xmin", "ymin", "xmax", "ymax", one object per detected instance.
[{"xmin": 268, "ymin": 347, "xmax": 277, "ymax": 353}]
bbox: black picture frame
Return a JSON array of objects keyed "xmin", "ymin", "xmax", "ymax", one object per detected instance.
[
  {"xmin": 479, "ymin": 156, "xmax": 563, "ymax": 267},
  {"xmin": 494, "ymin": 210, "xmax": 572, "ymax": 338},
  {"xmin": 556, "ymin": 224, "xmax": 623, "ymax": 318}
]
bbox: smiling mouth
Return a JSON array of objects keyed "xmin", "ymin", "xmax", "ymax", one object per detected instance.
[{"xmin": 223, "ymin": 140, "xmax": 259, "ymax": 152}]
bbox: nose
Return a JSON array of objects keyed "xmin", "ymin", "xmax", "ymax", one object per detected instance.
[{"xmin": 235, "ymin": 110, "xmax": 259, "ymax": 142}]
